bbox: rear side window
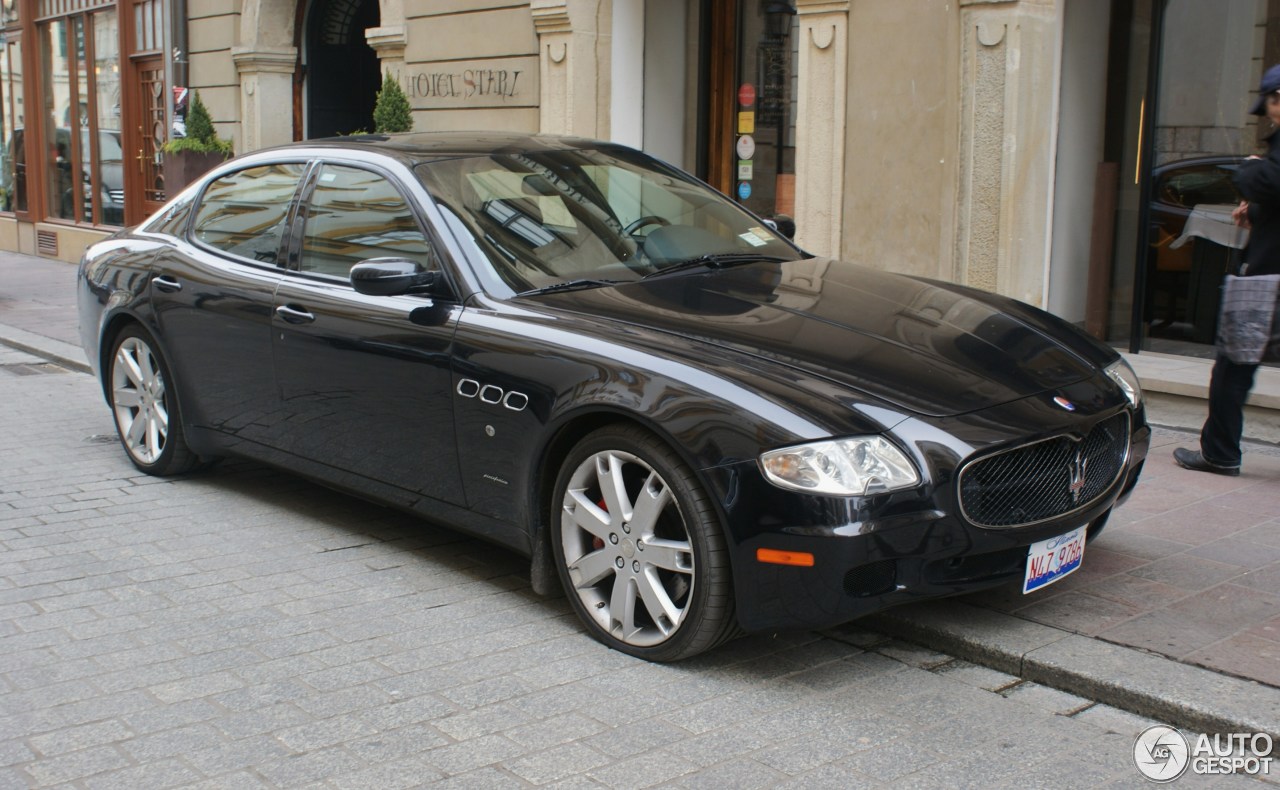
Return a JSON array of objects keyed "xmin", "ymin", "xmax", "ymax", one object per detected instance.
[
  {"xmin": 191, "ymin": 163, "xmax": 308, "ymax": 264},
  {"xmin": 142, "ymin": 195, "xmax": 194, "ymax": 236}
]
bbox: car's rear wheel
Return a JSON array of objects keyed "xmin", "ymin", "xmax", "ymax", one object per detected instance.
[
  {"xmin": 107, "ymin": 324, "xmax": 200, "ymax": 476},
  {"xmin": 551, "ymin": 425, "xmax": 736, "ymax": 661}
]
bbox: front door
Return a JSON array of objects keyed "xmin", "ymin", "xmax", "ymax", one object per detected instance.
[{"xmin": 271, "ymin": 161, "xmax": 465, "ymax": 504}]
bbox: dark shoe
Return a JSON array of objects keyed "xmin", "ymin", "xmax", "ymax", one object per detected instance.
[{"xmin": 1173, "ymin": 447, "xmax": 1240, "ymax": 476}]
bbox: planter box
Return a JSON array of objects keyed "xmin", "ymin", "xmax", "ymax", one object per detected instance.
[{"xmin": 164, "ymin": 150, "xmax": 230, "ymax": 193}]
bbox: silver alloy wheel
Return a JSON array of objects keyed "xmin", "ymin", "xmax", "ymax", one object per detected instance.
[
  {"xmin": 560, "ymin": 449, "xmax": 696, "ymax": 647},
  {"xmin": 110, "ymin": 336, "xmax": 169, "ymax": 465}
]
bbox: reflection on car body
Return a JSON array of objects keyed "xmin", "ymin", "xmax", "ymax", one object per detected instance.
[{"xmin": 78, "ymin": 133, "xmax": 1150, "ymax": 661}]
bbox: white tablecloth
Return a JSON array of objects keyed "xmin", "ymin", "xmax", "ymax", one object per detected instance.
[{"xmin": 1170, "ymin": 203, "xmax": 1250, "ymax": 250}]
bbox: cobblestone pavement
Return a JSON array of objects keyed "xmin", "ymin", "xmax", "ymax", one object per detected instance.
[{"xmin": 1, "ymin": 348, "xmax": 1273, "ymax": 788}]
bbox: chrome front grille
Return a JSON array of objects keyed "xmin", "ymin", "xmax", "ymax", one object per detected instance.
[{"xmin": 958, "ymin": 412, "xmax": 1130, "ymax": 528}]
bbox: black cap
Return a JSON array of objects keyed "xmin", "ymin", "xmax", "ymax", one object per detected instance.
[{"xmin": 1250, "ymin": 64, "xmax": 1280, "ymax": 115}]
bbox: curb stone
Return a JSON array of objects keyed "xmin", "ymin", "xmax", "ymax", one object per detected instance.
[
  {"xmin": 864, "ymin": 600, "xmax": 1280, "ymax": 743},
  {"xmin": 0, "ymin": 322, "xmax": 90, "ymax": 374}
]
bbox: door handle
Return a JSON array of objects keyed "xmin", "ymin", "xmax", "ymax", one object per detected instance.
[
  {"xmin": 275, "ymin": 304, "xmax": 315, "ymax": 324},
  {"xmin": 151, "ymin": 275, "xmax": 182, "ymax": 293}
]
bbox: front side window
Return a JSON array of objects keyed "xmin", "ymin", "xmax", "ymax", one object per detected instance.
[
  {"xmin": 191, "ymin": 163, "xmax": 307, "ymax": 263},
  {"xmin": 299, "ymin": 164, "xmax": 437, "ymax": 278}
]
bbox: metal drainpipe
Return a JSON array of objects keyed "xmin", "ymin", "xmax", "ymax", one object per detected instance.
[{"xmin": 173, "ymin": 0, "xmax": 189, "ymax": 90}]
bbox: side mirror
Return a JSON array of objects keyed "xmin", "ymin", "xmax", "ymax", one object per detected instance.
[{"xmin": 350, "ymin": 257, "xmax": 441, "ymax": 297}]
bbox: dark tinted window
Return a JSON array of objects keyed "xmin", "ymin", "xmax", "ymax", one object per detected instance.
[
  {"xmin": 1156, "ymin": 164, "xmax": 1240, "ymax": 208},
  {"xmin": 191, "ymin": 163, "xmax": 307, "ymax": 264},
  {"xmin": 299, "ymin": 164, "xmax": 436, "ymax": 278}
]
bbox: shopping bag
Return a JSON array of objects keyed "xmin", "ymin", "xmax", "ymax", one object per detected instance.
[{"xmin": 1217, "ymin": 273, "xmax": 1280, "ymax": 364}]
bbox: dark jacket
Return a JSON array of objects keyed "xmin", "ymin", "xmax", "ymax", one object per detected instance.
[{"xmin": 1234, "ymin": 130, "xmax": 1280, "ymax": 276}]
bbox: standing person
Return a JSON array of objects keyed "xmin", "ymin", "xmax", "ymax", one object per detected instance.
[{"xmin": 1174, "ymin": 65, "xmax": 1280, "ymax": 476}]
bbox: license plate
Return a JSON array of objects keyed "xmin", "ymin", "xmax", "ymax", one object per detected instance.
[{"xmin": 1022, "ymin": 528, "xmax": 1085, "ymax": 594}]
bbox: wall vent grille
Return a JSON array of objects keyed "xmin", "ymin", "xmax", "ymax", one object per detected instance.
[{"xmin": 36, "ymin": 230, "xmax": 58, "ymax": 257}]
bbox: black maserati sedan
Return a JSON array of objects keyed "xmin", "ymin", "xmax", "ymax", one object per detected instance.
[{"xmin": 78, "ymin": 133, "xmax": 1148, "ymax": 661}]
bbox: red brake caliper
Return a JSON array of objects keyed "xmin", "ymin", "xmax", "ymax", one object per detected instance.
[{"xmin": 592, "ymin": 498, "xmax": 607, "ymax": 550}]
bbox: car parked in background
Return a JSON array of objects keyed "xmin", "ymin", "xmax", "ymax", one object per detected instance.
[
  {"xmin": 1147, "ymin": 155, "xmax": 1247, "ymax": 342},
  {"xmin": 78, "ymin": 133, "xmax": 1149, "ymax": 661}
]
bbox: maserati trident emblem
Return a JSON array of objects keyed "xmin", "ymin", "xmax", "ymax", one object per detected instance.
[
  {"xmin": 1053, "ymin": 396, "xmax": 1076, "ymax": 412},
  {"xmin": 1067, "ymin": 449, "xmax": 1089, "ymax": 505}
]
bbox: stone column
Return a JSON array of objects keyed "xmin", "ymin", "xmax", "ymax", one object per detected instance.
[
  {"xmin": 531, "ymin": 0, "xmax": 608, "ymax": 137},
  {"xmin": 955, "ymin": 0, "xmax": 1058, "ymax": 306},
  {"xmin": 232, "ymin": 47, "xmax": 298, "ymax": 152},
  {"xmin": 366, "ymin": 27, "xmax": 408, "ymax": 78},
  {"xmin": 794, "ymin": 0, "xmax": 850, "ymax": 257}
]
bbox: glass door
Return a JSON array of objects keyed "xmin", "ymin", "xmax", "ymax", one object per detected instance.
[
  {"xmin": 730, "ymin": 1, "xmax": 796, "ymax": 224},
  {"xmin": 1137, "ymin": 0, "xmax": 1276, "ymax": 357}
]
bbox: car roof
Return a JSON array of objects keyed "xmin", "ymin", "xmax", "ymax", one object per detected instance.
[
  {"xmin": 1152, "ymin": 154, "xmax": 1245, "ymax": 174},
  {"xmin": 253, "ymin": 131, "xmax": 613, "ymax": 166}
]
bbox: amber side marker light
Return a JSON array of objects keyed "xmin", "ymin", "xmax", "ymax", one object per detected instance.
[{"xmin": 756, "ymin": 548, "xmax": 815, "ymax": 567}]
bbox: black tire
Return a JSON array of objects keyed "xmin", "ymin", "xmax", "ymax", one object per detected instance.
[
  {"xmin": 106, "ymin": 324, "xmax": 202, "ymax": 476},
  {"xmin": 550, "ymin": 424, "xmax": 737, "ymax": 661}
]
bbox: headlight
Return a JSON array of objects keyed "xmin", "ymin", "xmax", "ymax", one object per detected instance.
[
  {"xmin": 760, "ymin": 436, "xmax": 920, "ymax": 496},
  {"xmin": 1105, "ymin": 359, "xmax": 1143, "ymax": 409}
]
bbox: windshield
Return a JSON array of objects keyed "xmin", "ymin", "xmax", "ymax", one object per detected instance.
[{"xmin": 415, "ymin": 145, "xmax": 799, "ymax": 297}]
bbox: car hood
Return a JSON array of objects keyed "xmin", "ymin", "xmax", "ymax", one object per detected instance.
[{"xmin": 525, "ymin": 258, "xmax": 1106, "ymax": 419}]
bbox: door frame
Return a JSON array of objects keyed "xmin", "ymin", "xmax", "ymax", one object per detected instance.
[
  {"xmin": 703, "ymin": 0, "xmax": 738, "ymax": 196},
  {"xmin": 120, "ymin": 0, "xmax": 165, "ymax": 225}
]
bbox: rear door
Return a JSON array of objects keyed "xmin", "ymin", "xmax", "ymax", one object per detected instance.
[
  {"xmin": 270, "ymin": 161, "xmax": 466, "ymax": 504},
  {"xmin": 151, "ymin": 162, "xmax": 309, "ymax": 443}
]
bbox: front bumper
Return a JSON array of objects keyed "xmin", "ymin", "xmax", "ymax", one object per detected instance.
[{"xmin": 713, "ymin": 410, "xmax": 1150, "ymax": 633}]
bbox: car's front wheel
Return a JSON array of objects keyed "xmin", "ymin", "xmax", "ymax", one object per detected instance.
[
  {"xmin": 107, "ymin": 324, "xmax": 201, "ymax": 476},
  {"xmin": 551, "ymin": 425, "xmax": 737, "ymax": 661}
]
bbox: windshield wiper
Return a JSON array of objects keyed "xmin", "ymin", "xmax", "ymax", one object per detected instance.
[
  {"xmin": 640, "ymin": 253, "xmax": 790, "ymax": 280},
  {"xmin": 515, "ymin": 278, "xmax": 625, "ymax": 297}
]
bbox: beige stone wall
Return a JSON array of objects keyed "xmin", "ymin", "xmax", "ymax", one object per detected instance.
[
  {"xmin": 836, "ymin": 0, "xmax": 1062, "ymax": 310},
  {"xmin": 838, "ymin": 0, "xmax": 960, "ymax": 279},
  {"xmin": 404, "ymin": 3, "xmax": 541, "ymax": 133},
  {"xmin": 187, "ymin": 0, "xmax": 242, "ymax": 152}
]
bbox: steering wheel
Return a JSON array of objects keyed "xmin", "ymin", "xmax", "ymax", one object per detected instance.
[{"xmin": 623, "ymin": 215, "xmax": 671, "ymax": 235}]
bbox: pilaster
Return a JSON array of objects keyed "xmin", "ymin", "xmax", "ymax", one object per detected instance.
[
  {"xmin": 366, "ymin": 26, "xmax": 408, "ymax": 75},
  {"xmin": 794, "ymin": 0, "xmax": 850, "ymax": 257},
  {"xmin": 531, "ymin": 0, "xmax": 608, "ymax": 137},
  {"xmin": 955, "ymin": 0, "xmax": 1058, "ymax": 305},
  {"xmin": 232, "ymin": 47, "xmax": 298, "ymax": 152}
]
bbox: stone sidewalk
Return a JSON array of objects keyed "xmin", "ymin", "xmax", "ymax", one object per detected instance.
[{"xmin": 4, "ymin": 250, "xmax": 1280, "ymax": 737}]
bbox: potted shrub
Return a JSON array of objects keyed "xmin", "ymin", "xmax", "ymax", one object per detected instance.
[
  {"xmin": 372, "ymin": 72, "xmax": 413, "ymax": 133},
  {"xmin": 162, "ymin": 91, "xmax": 233, "ymax": 192}
]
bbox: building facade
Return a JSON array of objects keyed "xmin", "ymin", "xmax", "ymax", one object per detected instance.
[{"xmin": 0, "ymin": 0, "xmax": 1271, "ymax": 359}]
